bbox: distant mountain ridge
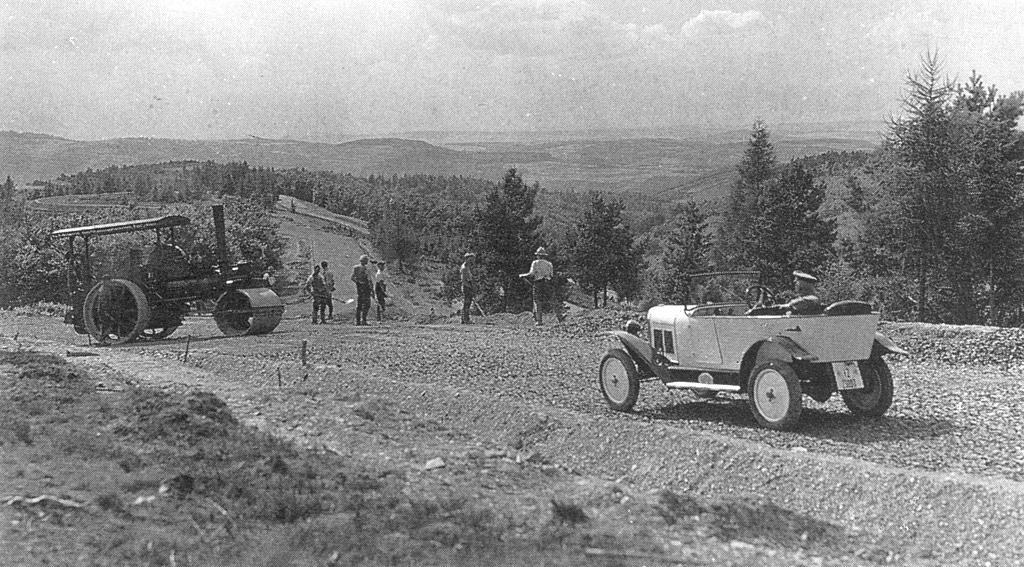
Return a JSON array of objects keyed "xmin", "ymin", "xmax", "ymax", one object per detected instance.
[{"xmin": 1, "ymin": 127, "xmax": 879, "ymax": 203}]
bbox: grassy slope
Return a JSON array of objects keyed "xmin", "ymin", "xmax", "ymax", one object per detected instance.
[{"xmin": 0, "ymin": 350, "xmax": 585, "ymax": 566}]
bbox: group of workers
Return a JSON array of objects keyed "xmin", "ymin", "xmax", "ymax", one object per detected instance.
[
  {"xmin": 304, "ymin": 255, "xmax": 388, "ymax": 325},
  {"xmin": 460, "ymin": 246, "xmax": 560, "ymax": 326},
  {"xmin": 302, "ymin": 246, "xmax": 558, "ymax": 327},
  {"xmin": 303, "ymin": 248, "xmax": 823, "ymax": 327}
]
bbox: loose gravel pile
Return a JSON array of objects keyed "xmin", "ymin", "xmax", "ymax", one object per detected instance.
[{"xmin": 881, "ymin": 321, "xmax": 1024, "ymax": 367}]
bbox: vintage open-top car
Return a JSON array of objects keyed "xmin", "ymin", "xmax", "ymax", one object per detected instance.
[{"xmin": 599, "ymin": 271, "xmax": 908, "ymax": 430}]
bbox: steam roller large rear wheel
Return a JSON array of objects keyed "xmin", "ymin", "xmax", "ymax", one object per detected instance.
[
  {"xmin": 83, "ymin": 279, "xmax": 151, "ymax": 346},
  {"xmin": 214, "ymin": 288, "xmax": 284, "ymax": 336}
]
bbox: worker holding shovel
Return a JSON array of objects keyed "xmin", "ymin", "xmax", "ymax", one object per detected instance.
[{"xmin": 520, "ymin": 246, "xmax": 554, "ymax": 326}]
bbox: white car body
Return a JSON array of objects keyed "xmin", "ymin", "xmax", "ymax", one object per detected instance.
[
  {"xmin": 598, "ymin": 274, "xmax": 908, "ymax": 430},
  {"xmin": 647, "ymin": 303, "xmax": 878, "ymax": 370}
]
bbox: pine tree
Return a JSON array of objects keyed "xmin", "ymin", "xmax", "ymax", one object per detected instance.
[
  {"xmin": 373, "ymin": 198, "xmax": 418, "ymax": 272},
  {"xmin": 865, "ymin": 52, "xmax": 1012, "ymax": 322},
  {"xmin": 751, "ymin": 162, "xmax": 835, "ymax": 290},
  {"xmin": 718, "ymin": 121, "xmax": 777, "ymax": 268},
  {"xmin": 569, "ymin": 193, "xmax": 643, "ymax": 307},
  {"xmin": 661, "ymin": 202, "xmax": 711, "ymax": 303},
  {"xmin": 473, "ymin": 169, "xmax": 543, "ymax": 312},
  {"xmin": 950, "ymin": 73, "xmax": 1024, "ymax": 323}
]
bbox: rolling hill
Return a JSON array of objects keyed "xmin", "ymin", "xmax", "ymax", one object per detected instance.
[{"xmin": 1, "ymin": 124, "xmax": 880, "ymax": 205}]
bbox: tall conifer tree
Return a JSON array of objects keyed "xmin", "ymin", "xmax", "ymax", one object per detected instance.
[{"xmin": 473, "ymin": 169, "xmax": 543, "ymax": 311}]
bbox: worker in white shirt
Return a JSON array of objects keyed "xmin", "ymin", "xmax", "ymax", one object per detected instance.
[
  {"xmin": 373, "ymin": 261, "xmax": 389, "ymax": 322},
  {"xmin": 320, "ymin": 261, "xmax": 335, "ymax": 320},
  {"xmin": 519, "ymin": 246, "xmax": 554, "ymax": 325}
]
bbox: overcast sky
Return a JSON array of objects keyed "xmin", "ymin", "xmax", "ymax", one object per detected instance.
[{"xmin": 2, "ymin": 0, "xmax": 1022, "ymax": 141}]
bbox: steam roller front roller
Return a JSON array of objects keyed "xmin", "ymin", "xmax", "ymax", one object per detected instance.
[{"xmin": 214, "ymin": 288, "xmax": 285, "ymax": 336}]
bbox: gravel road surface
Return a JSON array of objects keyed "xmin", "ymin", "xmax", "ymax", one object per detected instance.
[{"xmin": 6, "ymin": 309, "xmax": 1024, "ymax": 565}]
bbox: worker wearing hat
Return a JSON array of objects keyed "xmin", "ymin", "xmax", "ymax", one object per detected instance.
[
  {"xmin": 520, "ymin": 246, "xmax": 555, "ymax": 325},
  {"xmin": 460, "ymin": 252, "xmax": 476, "ymax": 324},
  {"xmin": 351, "ymin": 254, "xmax": 372, "ymax": 325},
  {"xmin": 781, "ymin": 270, "xmax": 824, "ymax": 315}
]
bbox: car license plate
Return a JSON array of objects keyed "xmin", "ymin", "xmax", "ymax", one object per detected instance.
[{"xmin": 832, "ymin": 361, "xmax": 864, "ymax": 390}]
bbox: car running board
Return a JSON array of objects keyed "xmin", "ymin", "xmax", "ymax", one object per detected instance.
[{"xmin": 664, "ymin": 382, "xmax": 741, "ymax": 392}]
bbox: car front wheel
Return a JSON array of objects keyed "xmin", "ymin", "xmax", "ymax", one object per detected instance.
[
  {"xmin": 840, "ymin": 357, "xmax": 894, "ymax": 417},
  {"xmin": 599, "ymin": 349, "xmax": 640, "ymax": 412},
  {"xmin": 747, "ymin": 360, "xmax": 802, "ymax": 430}
]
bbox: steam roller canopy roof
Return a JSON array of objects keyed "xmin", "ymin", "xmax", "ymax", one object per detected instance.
[{"xmin": 51, "ymin": 215, "xmax": 191, "ymax": 238}]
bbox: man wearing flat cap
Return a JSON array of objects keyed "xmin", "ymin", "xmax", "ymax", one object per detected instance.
[
  {"xmin": 781, "ymin": 270, "xmax": 824, "ymax": 315},
  {"xmin": 520, "ymin": 246, "xmax": 554, "ymax": 325},
  {"xmin": 460, "ymin": 252, "xmax": 476, "ymax": 324}
]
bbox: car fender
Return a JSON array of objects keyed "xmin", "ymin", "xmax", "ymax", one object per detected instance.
[
  {"xmin": 756, "ymin": 335, "xmax": 818, "ymax": 365},
  {"xmin": 740, "ymin": 336, "xmax": 818, "ymax": 385},
  {"xmin": 602, "ymin": 330, "xmax": 671, "ymax": 380},
  {"xmin": 872, "ymin": 332, "xmax": 910, "ymax": 357}
]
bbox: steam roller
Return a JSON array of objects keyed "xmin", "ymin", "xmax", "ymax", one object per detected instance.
[
  {"xmin": 214, "ymin": 287, "xmax": 285, "ymax": 336},
  {"xmin": 53, "ymin": 203, "xmax": 287, "ymax": 345}
]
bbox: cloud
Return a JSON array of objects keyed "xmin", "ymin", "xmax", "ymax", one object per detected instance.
[
  {"xmin": 679, "ymin": 9, "xmax": 764, "ymax": 38},
  {"xmin": 436, "ymin": 0, "xmax": 642, "ymax": 57}
]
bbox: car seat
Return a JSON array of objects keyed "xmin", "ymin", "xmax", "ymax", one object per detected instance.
[{"xmin": 823, "ymin": 300, "xmax": 873, "ymax": 316}]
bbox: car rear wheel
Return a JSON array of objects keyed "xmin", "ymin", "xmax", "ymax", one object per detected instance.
[
  {"xmin": 747, "ymin": 360, "xmax": 802, "ymax": 430},
  {"xmin": 599, "ymin": 349, "xmax": 640, "ymax": 412},
  {"xmin": 841, "ymin": 357, "xmax": 893, "ymax": 417}
]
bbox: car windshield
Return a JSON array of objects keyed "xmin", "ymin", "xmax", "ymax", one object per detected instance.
[{"xmin": 686, "ymin": 271, "xmax": 761, "ymax": 305}]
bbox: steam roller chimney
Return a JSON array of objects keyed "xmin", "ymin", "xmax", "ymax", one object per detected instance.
[{"xmin": 212, "ymin": 204, "xmax": 229, "ymax": 266}]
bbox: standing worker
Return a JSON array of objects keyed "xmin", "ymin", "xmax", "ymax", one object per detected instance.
[
  {"xmin": 520, "ymin": 246, "xmax": 554, "ymax": 326},
  {"xmin": 460, "ymin": 252, "xmax": 476, "ymax": 324},
  {"xmin": 351, "ymin": 255, "xmax": 372, "ymax": 326},
  {"xmin": 320, "ymin": 261, "xmax": 335, "ymax": 321},
  {"xmin": 304, "ymin": 264, "xmax": 328, "ymax": 324},
  {"xmin": 374, "ymin": 261, "xmax": 389, "ymax": 322}
]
